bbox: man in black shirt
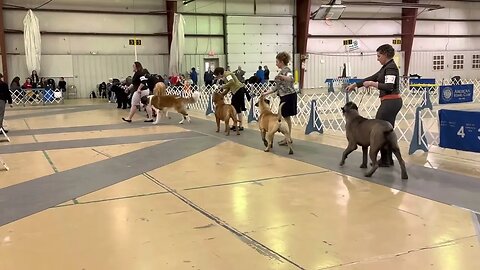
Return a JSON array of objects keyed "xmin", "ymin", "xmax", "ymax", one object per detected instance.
[{"xmin": 204, "ymin": 69, "xmax": 214, "ymax": 86}]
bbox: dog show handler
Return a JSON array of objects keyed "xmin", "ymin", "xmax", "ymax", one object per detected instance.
[
  {"xmin": 346, "ymin": 44, "xmax": 403, "ymax": 167},
  {"xmin": 214, "ymin": 67, "xmax": 251, "ymax": 131},
  {"xmin": 261, "ymin": 52, "xmax": 297, "ymax": 146}
]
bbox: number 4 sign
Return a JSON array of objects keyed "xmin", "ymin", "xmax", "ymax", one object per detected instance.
[{"xmin": 439, "ymin": 109, "xmax": 480, "ymax": 153}]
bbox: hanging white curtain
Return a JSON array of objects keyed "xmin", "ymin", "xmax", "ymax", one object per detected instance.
[
  {"xmin": 168, "ymin": 13, "xmax": 185, "ymax": 75},
  {"xmin": 23, "ymin": 10, "xmax": 42, "ymax": 74}
]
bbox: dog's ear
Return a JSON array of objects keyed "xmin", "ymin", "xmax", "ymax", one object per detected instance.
[{"xmin": 344, "ymin": 101, "xmax": 358, "ymax": 111}]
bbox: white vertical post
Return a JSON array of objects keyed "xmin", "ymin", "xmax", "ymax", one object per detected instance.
[{"xmin": 134, "ymin": 37, "xmax": 138, "ymax": 61}]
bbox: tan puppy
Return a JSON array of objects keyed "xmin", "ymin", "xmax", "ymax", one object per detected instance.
[
  {"xmin": 212, "ymin": 92, "xmax": 240, "ymax": 136},
  {"xmin": 257, "ymin": 95, "xmax": 293, "ymax": 154},
  {"xmin": 149, "ymin": 91, "xmax": 200, "ymax": 124}
]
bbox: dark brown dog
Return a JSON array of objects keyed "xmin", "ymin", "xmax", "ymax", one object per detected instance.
[
  {"xmin": 339, "ymin": 101, "xmax": 408, "ymax": 179},
  {"xmin": 212, "ymin": 92, "xmax": 240, "ymax": 135},
  {"xmin": 257, "ymin": 95, "xmax": 293, "ymax": 154}
]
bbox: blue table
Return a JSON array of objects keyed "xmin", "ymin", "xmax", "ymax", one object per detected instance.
[
  {"xmin": 409, "ymin": 78, "xmax": 436, "ymax": 85},
  {"xmin": 324, "ymin": 78, "xmax": 363, "ymax": 85},
  {"xmin": 325, "ymin": 78, "xmax": 363, "ymax": 93}
]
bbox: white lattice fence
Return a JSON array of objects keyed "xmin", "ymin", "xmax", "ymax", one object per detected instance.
[
  {"xmin": 169, "ymin": 78, "xmax": 480, "ymax": 150},
  {"xmin": 9, "ymin": 88, "xmax": 64, "ymax": 106}
]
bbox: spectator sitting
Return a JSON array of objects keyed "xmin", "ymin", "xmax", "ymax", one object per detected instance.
[
  {"xmin": 46, "ymin": 78, "xmax": 56, "ymax": 89},
  {"xmin": 10, "ymin": 76, "xmax": 21, "ymax": 91},
  {"xmin": 22, "ymin": 78, "xmax": 33, "ymax": 89},
  {"xmin": 10, "ymin": 76, "xmax": 22, "ymax": 100},
  {"xmin": 22, "ymin": 78, "xmax": 35, "ymax": 101},
  {"xmin": 58, "ymin": 77, "xmax": 67, "ymax": 92},
  {"xmin": 39, "ymin": 77, "xmax": 46, "ymax": 88}
]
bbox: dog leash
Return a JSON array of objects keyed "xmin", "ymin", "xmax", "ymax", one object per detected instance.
[
  {"xmin": 344, "ymin": 86, "xmax": 367, "ymax": 106},
  {"xmin": 358, "ymin": 89, "xmax": 367, "ymax": 106}
]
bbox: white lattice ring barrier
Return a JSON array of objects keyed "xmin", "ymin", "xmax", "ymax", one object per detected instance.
[{"xmin": 169, "ymin": 78, "xmax": 480, "ymax": 153}]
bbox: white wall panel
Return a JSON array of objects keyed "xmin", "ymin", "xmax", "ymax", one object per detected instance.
[
  {"xmin": 418, "ymin": 0, "xmax": 480, "ymax": 20},
  {"xmin": 72, "ymin": 55, "xmax": 169, "ymax": 98},
  {"xmin": 255, "ymin": 0, "xmax": 294, "ymax": 15},
  {"xmin": 183, "ymin": 15, "xmax": 224, "ymax": 35},
  {"xmin": 409, "ymin": 50, "xmax": 480, "ymax": 80},
  {"xmin": 177, "ymin": 0, "xmax": 226, "ymax": 14},
  {"xmin": 309, "ymin": 20, "xmax": 401, "ymax": 36},
  {"xmin": 226, "ymin": 34, "xmax": 292, "ymax": 44},
  {"xmin": 304, "ymin": 49, "xmax": 480, "ymax": 88},
  {"xmin": 226, "ymin": 0, "xmax": 255, "ymax": 14},
  {"xmin": 6, "ymin": 34, "xmax": 167, "ymax": 55},
  {"xmin": 416, "ymin": 21, "xmax": 480, "ymax": 36},
  {"xmin": 8, "ymin": 54, "xmax": 169, "ymax": 98},
  {"xmin": 178, "ymin": 0, "xmax": 293, "ymax": 15},
  {"xmin": 412, "ymin": 37, "xmax": 480, "ymax": 52},
  {"xmin": 185, "ymin": 37, "xmax": 224, "ymax": 55},
  {"xmin": 311, "ymin": 0, "xmax": 401, "ymax": 17},
  {"xmin": 226, "ymin": 15, "xmax": 293, "ymax": 77},
  {"xmin": 304, "ymin": 52, "xmax": 404, "ymax": 89},
  {"xmin": 308, "ymin": 37, "xmax": 397, "ymax": 54},
  {"xmin": 228, "ymin": 43, "xmax": 292, "ymax": 53},
  {"xmin": 227, "ymin": 24, "xmax": 293, "ymax": 35},
  {"xmin": 227, "ymin": 16, "xmax": 292, "ymax": 25},
  {"xmin": 4, "ymin": 10, "xmax": 167, "ymax": 34},
  {"xmin": 6, "ymin": 0, "xmax": 165, "ymax": 11}
]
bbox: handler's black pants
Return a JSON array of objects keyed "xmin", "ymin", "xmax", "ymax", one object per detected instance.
[{"xmin": 375, "ymin": 98, "xmax": 403, "ymax": 165}]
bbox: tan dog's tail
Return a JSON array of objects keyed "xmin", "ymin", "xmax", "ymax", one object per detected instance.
[
  {"xmin": 183, "ymin": 91, "xmax": 201, "ymax": 104},
  {"xmin": 153, "ymin": 82, "xmax": 166, "ymax": 96},
  {"xmin": 277, "ymin": 102, "xmax": 286, "ymax": 122}
]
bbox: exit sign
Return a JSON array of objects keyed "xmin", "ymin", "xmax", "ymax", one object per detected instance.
[{"xmin": 129, "ymin": 39, "xmax": 142, "ymax": 46}]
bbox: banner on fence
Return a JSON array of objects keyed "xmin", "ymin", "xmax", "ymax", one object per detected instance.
[
  {"xmin": 439, "ymin": 109, "xmax": 480, "ymax": 153},
  {"xmin": 439, "ymin": 84, "xmax": 474, "ymax": 104}
]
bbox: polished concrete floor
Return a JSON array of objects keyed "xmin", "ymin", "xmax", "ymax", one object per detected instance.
[{"xmin": 1, "ymin": 100, "xmax": 479, "ymax": 270}]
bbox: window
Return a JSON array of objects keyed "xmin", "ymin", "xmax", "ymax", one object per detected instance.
[
  {"xmin": 453, "ymin": 54, "xmax": 464, "ymax": 70},
  {"xmin": 433, "ymin": 55, "xmax": 444, "ymax": 70},
  {"xmin": 473, "ymin": 55, "xmax": 480, "ymax": 69}
]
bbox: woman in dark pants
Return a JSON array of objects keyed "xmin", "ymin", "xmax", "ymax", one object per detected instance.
[
  {"xmin": 214, "ymin": 67, "xmax": 251, "ymax": 131},
  {"xmin": 346, "ymin": 44, "xmax": 403, "ymax": 167},
  {"xmin": 261, "ymin": 52, "xmax": 297, "ymax": 145}
]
